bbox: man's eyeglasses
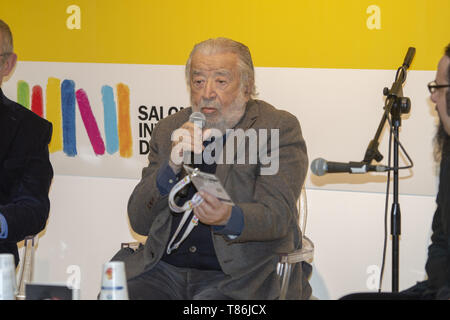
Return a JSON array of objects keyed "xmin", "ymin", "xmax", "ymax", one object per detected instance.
[{"xmin": 428, "ymin": 81, "xmax": 450, "ymax": 94}]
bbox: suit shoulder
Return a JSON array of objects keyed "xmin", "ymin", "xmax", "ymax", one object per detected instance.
[
  {"xmin": 5, "ymin": 97, "xmax": 51, "ymax": 130},
  {"xmin": 252, "ymin": 99, "xmax": 300, "ymax": 127},
  {"xmin": 153, "ymin": 107, "xmax": 191, "ymax": 132},
  {"xmin": 22, "ymin": 108, "xmax": 52, "ymax": 132}
]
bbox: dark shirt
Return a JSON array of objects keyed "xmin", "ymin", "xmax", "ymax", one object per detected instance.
[
  {"xmin": 157, "ymin": 135, "xmax": 244, "ymax": 270},
  {"xmin": 425, "ymin": 138, "xmax": 450, "ymax": 298}
]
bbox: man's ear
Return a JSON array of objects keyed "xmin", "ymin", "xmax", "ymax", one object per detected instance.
[
  {"xmin": 1, "ymin": 53, "xmax": 17, "ymax": 77},
  {"xmin": 241, "ymin": 84, "xmax": 251, "ymax": 99}
]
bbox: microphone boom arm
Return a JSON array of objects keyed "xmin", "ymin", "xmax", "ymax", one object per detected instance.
[{"xmin": 362, "ymin": 47, "xmax": 414, "ymax": 165}]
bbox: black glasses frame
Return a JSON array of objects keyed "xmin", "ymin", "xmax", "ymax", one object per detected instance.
[{"xmin": 428, "ymin": 81, "xmax": 450, "ymax": 93}]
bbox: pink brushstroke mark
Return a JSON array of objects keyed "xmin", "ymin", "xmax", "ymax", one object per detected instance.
[{"xmin": 75, "ymin": 89, "xmax": 105, "ymax": 155}]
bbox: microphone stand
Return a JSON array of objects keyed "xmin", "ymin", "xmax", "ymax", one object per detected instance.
[{"xmin": 361, "ymin": 48, "xmax": 414, "ymax": 292}]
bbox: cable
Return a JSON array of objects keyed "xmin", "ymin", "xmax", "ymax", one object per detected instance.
[
  {"xmin": 386, "ymin": 115, "xmax": 414, "ymax": 170},
  {"xmin": 378, "ymin": 118, "xmax": 392, "ymax": 292}
]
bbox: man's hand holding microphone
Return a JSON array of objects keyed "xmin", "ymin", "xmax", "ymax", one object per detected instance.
[{"xmin": 168, "ymin": 112, "xmax": 232, "ymax": 226}]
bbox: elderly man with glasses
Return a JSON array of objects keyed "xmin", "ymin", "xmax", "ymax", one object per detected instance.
[{"xmin": 0, "ymin": 20, "xmax": 53, "ymax": 266}]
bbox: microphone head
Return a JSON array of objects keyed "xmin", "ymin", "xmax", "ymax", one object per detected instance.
[
  {"xmin": 310, "ymin": 158, "xmax": 327, "ymax": 176},
  {"xmin": 402, "ymin": 47, "xmax": 416, "ymax": 69},
  {"xmin": 189, "ymin": 112, "xmax": 206, "ymax": 129}
]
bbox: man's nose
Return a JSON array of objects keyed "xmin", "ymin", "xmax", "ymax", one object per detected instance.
[
  {"xmin": 430, "ymin": 90, "xmax": 438, "ymax": 104},
  {"xmin": 203, "ymin": 79, "xmax": 217, "ymax": 99}
]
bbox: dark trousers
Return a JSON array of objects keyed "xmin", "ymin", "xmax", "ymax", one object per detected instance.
[
  {"xmin": 127, "ymin": 260, "xmax": 233, "ymax": 300},
  {"xmin": 339, "ymin": 280, "xmax": 448, "ymax": 300}
]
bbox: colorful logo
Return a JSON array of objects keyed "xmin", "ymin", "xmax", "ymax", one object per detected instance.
[
  {"xmin": 17, "ymin": 78, "xmax": 133, "ymax": 158},
  {"xmin": 105, "ymin": 267, "xmax": 113, "ymax": 280}
]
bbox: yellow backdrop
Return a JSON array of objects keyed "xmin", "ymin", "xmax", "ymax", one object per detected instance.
[{"xmin": 1, "ymin": 0, "xmax": 449, "ymax": 70}]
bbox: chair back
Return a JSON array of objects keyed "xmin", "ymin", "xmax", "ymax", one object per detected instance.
[
  {"xmin": 298, "ymin": 186, "xmax": 308, "ymax": 236},
  {"xmin": 277, "ymin": 185, "xmax": 314, "ymax": 299}
]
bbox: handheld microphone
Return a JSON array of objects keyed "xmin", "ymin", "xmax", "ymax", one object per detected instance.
[
  {"xmin": 183, "ymin": 112, "xmax": 206, "ymax": 165},
  {"xmin": 189, "ymin": 111, "xmax": 207, "ymax": 128},
  {"xmin": 178, "ymin": 112, "xmax": 206, "ymax": 198},
  {"xmin": 310, "ymin": 158, "xmax": 389, "ymax": 176}
]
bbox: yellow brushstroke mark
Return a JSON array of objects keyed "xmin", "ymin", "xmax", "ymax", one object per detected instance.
[
  {"xmin": 117, "ymin": 83, "xmax": 133, "ymax": 158},
  {"xmin": 46, "ymin": 77, "xmax": 62, "ymax": 152}
]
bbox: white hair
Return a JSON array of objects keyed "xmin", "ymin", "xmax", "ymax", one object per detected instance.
[
  {"xmin": 0, "ymin": 20, "xmax": 13, "ymax": 53},
  {"xmin": 185, "ymin": 37, "xmax": 257, "ymax": 98}
]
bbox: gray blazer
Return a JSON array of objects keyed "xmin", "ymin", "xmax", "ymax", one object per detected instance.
[{"xmin": 126, "ymin": 99, "xmax": 311, "ymax": 299}]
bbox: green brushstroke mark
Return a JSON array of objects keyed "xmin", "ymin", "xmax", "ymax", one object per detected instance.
[{"xmin": 17, "ymin": 80, "xmax": 30, "ymax": 109}]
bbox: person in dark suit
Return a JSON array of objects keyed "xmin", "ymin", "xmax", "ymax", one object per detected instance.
[
  {"xmin": 0, "ymin": 20, "xmax": 53, "ymax": 266},
  {"xmin": 122, "ymin": 38, "xmax": 311, "ymax": 299},
  {"xmin": 342, "ymin": 43, "xmax": 450, "ymax": 300}
]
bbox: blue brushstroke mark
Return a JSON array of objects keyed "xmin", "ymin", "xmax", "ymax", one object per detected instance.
[
  {"xmin": 61, "ymin": 80, "xmax": 77, "ymax": 156},
  {"xmin": 101, "ymin": 85, "xmax": 119, "ymax": 155}
]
